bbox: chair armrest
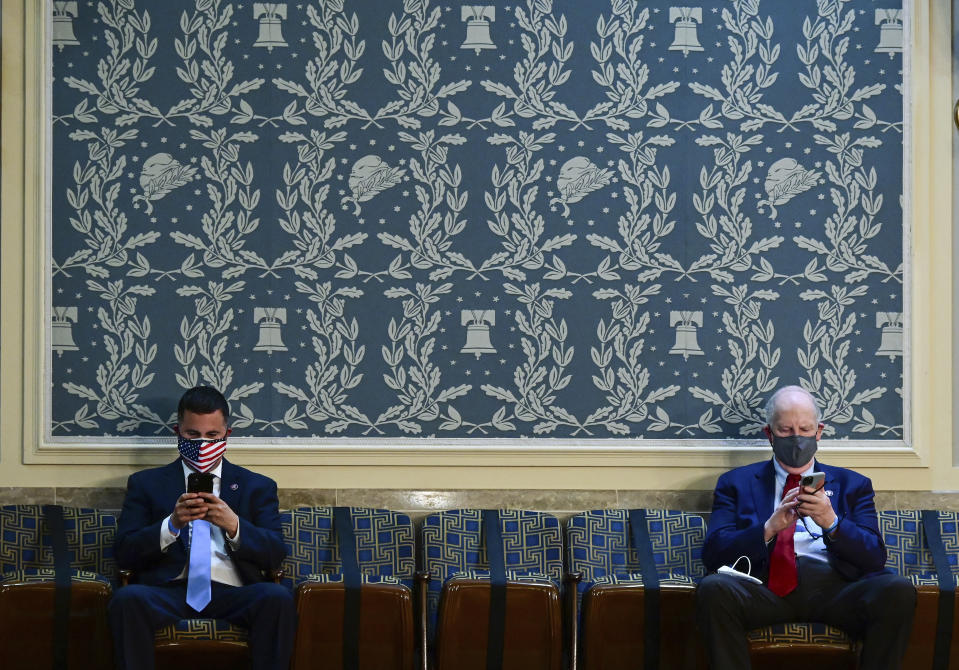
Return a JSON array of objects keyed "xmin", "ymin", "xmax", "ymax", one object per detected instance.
[
  {"xmin": 415, "ymin": 570, "xmax": 431, "ymax": 670},
  {"xmin": 119, "ymin": 569, "xmax": 132, "ymax": 587},
  {"xmin": 564, "ymin": 571, "xmax": 583, "ymax": 670}
]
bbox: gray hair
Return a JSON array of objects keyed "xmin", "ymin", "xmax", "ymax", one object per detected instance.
[{"xmin": 764, "ymin": 385, "xmax": 822, "ymax": 426}]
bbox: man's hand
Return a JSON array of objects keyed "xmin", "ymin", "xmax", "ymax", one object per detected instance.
[
  {"xmin": 171, "ymin": 492, "xmax": 208, "ymax": 530},
  {"xmin": 796, "ymin": 485, "xmax": 837, "ymax": 531},
  {"xmin": 195, "ymin": 492, "xmax": 240, "ymax": 539},
  {"xmin": 764, "ymin": 486, "xmax": 800, "ymax": 542}
]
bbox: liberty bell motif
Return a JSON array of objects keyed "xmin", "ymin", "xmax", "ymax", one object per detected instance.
[
  {"xmin": 253, "ymin": 307, "xmax": 288, "ymax": 353},
  {"xmin": 460, "ymin": 310, "xmax": 496, "ymax": 359},
  {"xmin": 874, "ymin": 9, "xmax": 903, "ymax": 56},
  {"xmin": 668, "ymin": 7, "xmax": 704, "ymax": 57},
  {"xmin": 669, "ymin": 311, "xmax": 704, "ymax": 360},
  {"xmin": 52, "ymin": 2, "xmax": 80, "ymax": 50},
  {"xmin": 461, "ymin": 6, "xmax": 496, "ymax": 55},
  {"xmin": 51, "ymin": 307, "xmax": 80, "ymax": 356},
  {"xmin": 253, "ymin": 3, "xmax": 288, "ymax": 51},
  {"xmin": 875, "ymin": 312, "xmax": 903, "ymax": 361}
]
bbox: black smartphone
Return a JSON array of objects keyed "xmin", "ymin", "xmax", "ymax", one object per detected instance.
[{"xmin": 187, "ymin": 471, "xmax": 214, "ymax": 494}]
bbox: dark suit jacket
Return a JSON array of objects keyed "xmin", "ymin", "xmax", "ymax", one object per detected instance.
[
  {"xmin": 702, "ymin": 460, "xmax": 887, "ymax": 581},
  {"xmin": 115, "ymin": 458, "xmax": 286, "ymax": 586}
]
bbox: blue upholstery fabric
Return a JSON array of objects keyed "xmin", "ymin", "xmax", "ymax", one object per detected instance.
[
  {"xmin": 565, "ymin": 508, "xmax": 706, "ymax": 615},
  {"xmin": 155, "ymin": 618, "xmax": 249, "ymax": 644},
  {"xmin": 747, "ymin": 623, "xmax": 852, "ymax": 646},
  {"xmin": 0, "ymin": 568, "xmax": 111, "ymax": 586},
  {"xmin": 0, "ymin": 504, "xmax": 117, "ymax": 583},
  {"xmin": 298, "ymin": 572, "xmax": 404, "ymax": 586},
  {"xmin": 880, "ymin": 509, "xmax": 950, "ymax": 586},
  {"xmin": 421, "ymin": 508, "xmax": 563, "ymax": 635},
  {"xmin": 740, "ymin": 509, "xmax": 949, "ymax": 650},
  {"xmin": 279, "ymin": 506, "xmax": 416, "ymax": 588},
  {"xmin": 158, "ymin": 506, "xmax": 415, "ymax": 649}
]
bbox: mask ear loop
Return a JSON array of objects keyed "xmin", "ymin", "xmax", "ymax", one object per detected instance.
[{"xmin": 730, "ymin": 555, "xmax": 752, "ymax": 576}]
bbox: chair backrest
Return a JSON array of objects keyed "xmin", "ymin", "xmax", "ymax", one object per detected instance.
[
  {"xmin": 566, "ymin": 508, "xmax": 707, "ymax": 583},
  {"xmin": 420, "ymin": 508, "xmax": 563, "ymax": 637},
  {"xmin": 880, "ymin": 509, "xmax": 956, "ymax": 585},
  {"xmin": 0, "ymin": 504, "xmax": 117, "ymax": 579},
  {"xmin": 279, "ymin": 506, "xmax": 415, "ymax": 588},
  {"xmin": 421, "ymin": 508, "xmax": 564, "ymax": 583}
]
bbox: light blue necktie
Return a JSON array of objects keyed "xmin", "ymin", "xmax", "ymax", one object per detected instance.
[{"xmin": 186, "ymin": 519, "xmax": 211, "ymax": 611}]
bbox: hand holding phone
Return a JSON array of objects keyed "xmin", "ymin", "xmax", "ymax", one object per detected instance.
[
  {"xmin": 800, "ymin": 471, "xmax": 825, "ymax": 492},
  {"xmin": 187, "ymin": 471, "xmax": 214, "ymax": 494}
]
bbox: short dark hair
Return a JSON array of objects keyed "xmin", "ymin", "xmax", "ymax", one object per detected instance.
[{"xmin": 177, "ymin": 386, "xmax": 230, "ymax": 423}]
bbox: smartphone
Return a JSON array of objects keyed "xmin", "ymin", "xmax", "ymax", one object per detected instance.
[
  {"xmin": 187, "ymin": 471, "xmax": 214, "ymax": 494},
  {"xmin": 800, "ymin": 471, "xmax": 825, "ymax": 492}
]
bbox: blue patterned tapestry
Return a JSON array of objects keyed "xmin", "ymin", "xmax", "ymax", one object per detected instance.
[{"xmin": 48, "ymin": 0, "xmax": 905, "ymax": 443}]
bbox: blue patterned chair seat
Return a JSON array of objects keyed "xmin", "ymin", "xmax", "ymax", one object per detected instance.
[
  {"xmin": 155, "ymin": 618, "xmax": 248, "ymax": 644},
  {"xmin": 449, "ymin": 568, "xmax": 555, "ymax": 585},
  {"xmin": 281, "ymin": 507, "xmax": 417, "ymax": 670},
  {"xmin": 747, "ymin": 622, "xmax": 852, "ymax": 646},
  {"xmin": 566, "ymin": 509, "xmax": 706, "ymax": 670},
  {"xmin": 566, "ymin": 509, "xmax": 706, "ymax": 612},
  {"xmin": 881, "ymin": 509, "xmax": 954, "ymax": 584},
  {"xmin": 0, "ymin": 505, "xmax": 117, "ymax": 669},
  {"xmin": 423, "ymin": 509, "xmax": 564, "ymax": 669},
  {"xmin": 879, "ymin": 509, "xmax": 958, "ymax": 667},
  {"xmin": 281, "ymin": 506, "xmax": 415, "ymax": 588},
  {"xmin": 1, "ymin": 567, "xmax": 112, "ymax": 586},
  {"xmin": 590, "ymin": 572, "xmax": 698, "ymax": 588},
  {"xmin": 0, "ymin": 505, "xmax": 118, "ymax": 580},
  {"xmin": 299, "ymin": 572, "xmax": 406, "ymax": 587}
]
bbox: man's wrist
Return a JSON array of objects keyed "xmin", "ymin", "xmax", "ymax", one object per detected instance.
[
  {"xmin": 167, "ymin": 515, "xmax": 181, "ymax": 536},
  {"xmin": 824, "ymin": 515, "xmax": 840, "ymax": 535}
]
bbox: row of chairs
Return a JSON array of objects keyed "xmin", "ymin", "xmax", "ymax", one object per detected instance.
[{"xmin": 0, "ymin": 504, "xmax": 956, "ymax": 669}]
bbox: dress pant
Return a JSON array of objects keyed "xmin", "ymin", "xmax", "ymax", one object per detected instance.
[
  {"xmin": 108, "ymin": 580, "xmax": 296, "ymax": 670},
  {"xmin": 696, "ymin": 557, "xmax": 916, "ymax": 670}
]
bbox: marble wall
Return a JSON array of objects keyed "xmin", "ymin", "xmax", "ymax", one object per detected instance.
[{"xmin": 3, "ymin": 487, "xmax": 956, "ymax": 519}]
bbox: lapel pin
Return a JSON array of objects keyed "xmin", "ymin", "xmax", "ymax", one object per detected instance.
[
  {"xmin": 230, "ymin": 483, "xmax": 239, "ymax": 491},
  {"xmin": 825, "ymin": 490, "xmax": 833, "ymax": 497}
]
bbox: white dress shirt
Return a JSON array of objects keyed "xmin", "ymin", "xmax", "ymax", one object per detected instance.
[
  {"xmin": 772, "ymin": 459, "xmax": 830, "ymax": 563},
  {"xmin": 159, "ymin": 460, "xmax": 244, "ymax": 586}
]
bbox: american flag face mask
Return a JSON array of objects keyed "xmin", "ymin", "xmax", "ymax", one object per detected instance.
[{"xmin": 177, "ymin": 434, "xmax": 227, "ymax": 473}]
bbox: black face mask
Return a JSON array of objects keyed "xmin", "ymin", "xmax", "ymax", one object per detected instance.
[{"xmin": 771, "ymin": 434, "xmax": 818, "ymax": 468}]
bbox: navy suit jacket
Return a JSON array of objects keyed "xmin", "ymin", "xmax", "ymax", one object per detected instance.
[
  {"xmin": 702, "ymin": 460, "xmax": 887, "ymax": 581},
  {"xmin": 115, "ymin": 458, "xmax": 286, "ymax": 586}
]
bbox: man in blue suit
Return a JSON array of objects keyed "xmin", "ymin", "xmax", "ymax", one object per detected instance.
[
  {"xmin": 109, "ymin": 386, "xmax": 295, "ymax": 670},
  {"xmin": 696, "ymin": 385, "xmax": 915, "ymax": 669}
]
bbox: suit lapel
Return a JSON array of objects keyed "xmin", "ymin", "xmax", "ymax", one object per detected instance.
[
  {"xmin": 819, "ymin": 461, "xmax": 840, "ymax": 510},
  {"xmin": 161, "ymin": 459, "xmax": 189, "ymax": 553},
  {"xmin": 751, "ymin": 460, "xmax": 776, "ymax": 517},
  {"xmin": 219, "ymin": 458, "xmax": 240, "ymax": 513}
]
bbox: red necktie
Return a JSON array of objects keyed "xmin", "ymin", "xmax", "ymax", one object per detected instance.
[{"xmin": 768, "ymin": 473, "xmax": 801, "ymax": 596}]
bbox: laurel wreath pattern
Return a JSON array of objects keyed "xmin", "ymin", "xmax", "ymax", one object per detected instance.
[{"xmin": 50, "ymin": 0, "xmax": 904, "ymax": 441}]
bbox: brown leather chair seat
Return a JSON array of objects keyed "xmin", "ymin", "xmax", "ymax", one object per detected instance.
[
  {"xmin": 0, "ymin": 505, "xmax": 118, "ymax": 670},
  {"xmin": 0, "ymin": 572, "xmax": 113, "ymax": 670},
  {"xmin": 422, "ymin": 510, "xmax": 565, "ymax": 670},
  {"xmin": 434, "ymin": 575, "xmax": 562, "ymax": 670},
  {"xmin": 281, "ymin": 507, "xmax": 418, "ymax": 670},
  {"xmin": 293, "ymin": 575, "xmax": 413, "ymax": 670},
  {"xmin": 153, "ymin": 618, "xmax": 251, "ymax": 670}
]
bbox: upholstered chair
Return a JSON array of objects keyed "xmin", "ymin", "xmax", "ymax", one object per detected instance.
[
  {"xmin": 421, "ymin": 508, "xmax": 564, "ymax": 670},
  {"xmin": 0, "ymin": 504, "xmax": 117, "ymax": 670}
]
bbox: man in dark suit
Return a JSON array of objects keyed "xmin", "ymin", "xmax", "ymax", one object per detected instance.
[
  {"xmin": 696, "ymin": 385, "xmax": 915, "ymax": 669},
  {"xmin": 109, "ymin": 386, "xmax": 295, "ymax": 670}
]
